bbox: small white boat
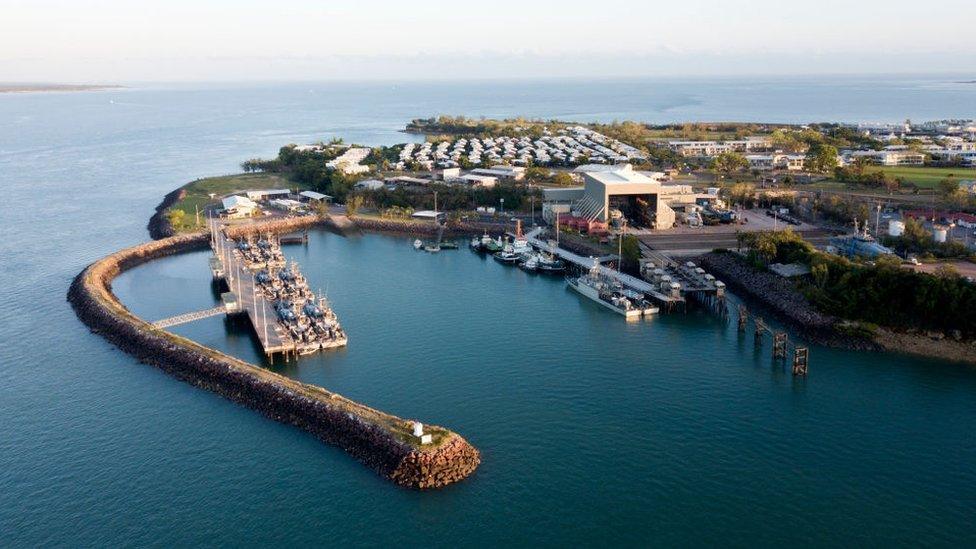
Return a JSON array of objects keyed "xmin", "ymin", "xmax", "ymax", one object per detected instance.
[
  {"xmin": 424, "ymin": 244, "xmax": 441, "ymax": 252},
  {"xmin": 519, "ymin": 255, "xmax": 539, "ymax": 272},
  {"xmin": 413, "ymin": 239, "xmax": 423, "ymax": 249}
]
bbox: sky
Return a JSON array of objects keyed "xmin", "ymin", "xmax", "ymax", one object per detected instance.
[{"xmin": 2, "ymin": 0, "xmax": 975, "ymax": 82}]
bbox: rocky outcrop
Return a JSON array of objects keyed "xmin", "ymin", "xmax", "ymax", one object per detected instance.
[
  {"xmin": 389, "ymin": 435, "xmax": 484, "ymax": 489},
  {"xmin": 67, "ymin": 224, "xmax": 479, "ymax": 489},
  {"xmin": 147, "ymin": 187, "xmax": 186, "ymax": 239}
]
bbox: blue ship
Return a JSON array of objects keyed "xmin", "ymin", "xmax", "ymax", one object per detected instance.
[{"xmin": 829, "ymin": 220, "xmax": 893, "ymax": 259}]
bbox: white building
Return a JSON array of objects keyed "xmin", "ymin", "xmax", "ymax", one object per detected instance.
[
  {"xmin": 846, "ymin": 150, "xmax": 925, "ymax": 166},
  {"xmin": 471, "ymin": 165, "xmax": 526, "ymax": 181},
  {"xmin": 457, "ymin": 174, "xmax": 498, "ymax": 188},
  {"xmin": 746, "ymin": 154, "xmax": 806, "ymax": 171},
  {"xmin": 437, "ymin": 167, "xmax": 462, "ymax": 181},
  {"xmin": 269, "ymin": 198, "xmax": 305, "ymax": 212},
  {"xmin": 245, "ymin": 189, "xmax": 291, "ymax": 201},
  {"xmin": 221, "ymin": 195, "xmax": 258, "ymax": 218},
  {"xmin": 354, "ymin": 179, "xmax": 386, "ymax": 191},
  {"xmin": 667, "ymin": 137, "xmax": 772, "ymax": 157},
  {"xmin": 299, "ymin": 190, "xmax": 332, "ymax": 203}
]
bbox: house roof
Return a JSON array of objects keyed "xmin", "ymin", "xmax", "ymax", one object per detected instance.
[
  {"xmin": 222, "ymin": 195, "xmax": 256, "ymax": 210},
  {"xmin": 299, "ymin": 190, "xmax": 330, "ymax": 200}
]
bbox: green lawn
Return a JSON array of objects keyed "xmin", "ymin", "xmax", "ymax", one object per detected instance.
[
  {"xmin": 168, "ymin": 173, "xmax": 299, "ymax": 231},
  {"xmin": 864, "ymin": 166, "xmax": 976, "ymax": 188}
]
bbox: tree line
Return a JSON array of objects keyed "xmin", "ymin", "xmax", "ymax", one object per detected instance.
[{"xmin": 736, "ymin": 229, "xmax": 976, "ymax": 336}]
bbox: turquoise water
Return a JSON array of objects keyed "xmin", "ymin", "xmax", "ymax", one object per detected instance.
[
  {"xmin": 2, "ymin": 78, "xmax": 976, "ymax": 546},
  {"xmin": 107, "ymin": 231, "xmax": 976, "ymax": 546}
]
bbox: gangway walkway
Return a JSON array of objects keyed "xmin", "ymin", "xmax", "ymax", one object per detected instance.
[
  {"xmin": 524, "ymin": 227, "xmax": 681, "ymax": 306},
  {"xmin": 153, "ymin": 306, "xmax": 226, "ymax": 329}
]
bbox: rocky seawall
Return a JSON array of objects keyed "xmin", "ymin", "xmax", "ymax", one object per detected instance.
[
  {"xmin": 697, "ymin": 251, "xmax": 879, "ymax": 350},
  {"xmin": 349, "ymin": 216, "xmax": 510, "ymax": 237},
  {"xmin": 67, "ymin": 227, "xmax": 479, "ymax": 489}
]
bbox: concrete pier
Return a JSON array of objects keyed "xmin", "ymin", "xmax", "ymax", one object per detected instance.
[
  {"xmin": 524, "ymin": 227, "xmax": 681, "ymax": 306},
  {"xmin": 209, "ymin": 217, "xmax": 346, "ymax": 358}
]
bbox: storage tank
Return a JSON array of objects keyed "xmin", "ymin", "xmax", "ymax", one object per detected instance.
[
  {"xmin": 888, "ymin": 220, "xmax": 905, "ymax": 237},
  {"xmin": 933, "ymin": 226, "xmax": 948, "ymax": 243}
]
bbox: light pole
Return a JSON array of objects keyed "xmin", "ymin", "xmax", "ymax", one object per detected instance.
[
  {"xmin": 500, "ymin": 198, "xmax": 504, "ymax": 215},
  {"xmin": 618, "ymin": 220, "xmax": 627, "ymax": 273},
  {"xmin": 875, "ymin": 203, "xmax": 882, "ymax": 237}
]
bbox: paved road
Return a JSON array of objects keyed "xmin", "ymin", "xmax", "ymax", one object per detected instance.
[{"xmin": 638, "ymin": 229, "xmax": 832, "ymax": 253}]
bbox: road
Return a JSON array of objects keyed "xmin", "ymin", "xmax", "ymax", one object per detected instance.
[{"xmin": 638, "ymin": 225, "xmax": 833, "ymax": 256}]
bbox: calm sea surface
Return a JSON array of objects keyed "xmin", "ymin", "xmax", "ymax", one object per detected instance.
[{"xmin": 2, "ymin": 77, "xmax": 976, "ymax": 546}]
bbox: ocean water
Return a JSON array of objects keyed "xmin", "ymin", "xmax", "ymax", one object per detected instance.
[{"xmin": 1, "ymin": 77, "xmax": 976, "ymax": 546}]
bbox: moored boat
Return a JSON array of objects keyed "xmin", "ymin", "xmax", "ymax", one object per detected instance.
[
  {"xmin": 566, "ymin": 262, "xmax": 658, "ymax": 317},
  {"xmin": 519, "ymin": 254, "xmax": 539, "ymax": 272},
  {"xmin": 493, "ymin": 249, "xmax": 520, "ymax": 264},
  {"xmin": 485, "ymin": 236, "xmax": 504, "ymax": 253},
  {"xmin": 536, "ymin": 251, "xmax": 566, "ymax": 274}
]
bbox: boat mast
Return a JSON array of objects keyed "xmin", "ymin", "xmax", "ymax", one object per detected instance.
[{"xmin": 555, "ymin": 211, "xmax": 560, "ymax": 250}]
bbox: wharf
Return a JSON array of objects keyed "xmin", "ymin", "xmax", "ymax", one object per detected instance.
[
  {"xmin": 209, "ymin": 217, "xmax": 346, "ymax": 358},
  {"xmin": 218, "ymin": 238, "xmax": 296, "ymax": 355},
  {"xmin": 524, "ymin": 227, "xmax": 681, "ymax": 306}
]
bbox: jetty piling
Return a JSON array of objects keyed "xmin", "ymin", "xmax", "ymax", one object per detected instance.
[
  {"xmin": 773, "ymin": 332, "xmax": 788, "ymax": 360},
  {"xmin": 792, "ymin": 348, "xmax": 810, "ymax": 376},
  {"xmin": 738, "ymin": 301, "xmax": 811, "ymax": 375}
]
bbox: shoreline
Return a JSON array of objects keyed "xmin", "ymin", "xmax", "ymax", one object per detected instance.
[
  {"xmin": 68, "ymin": 219, "xmax": 480, "ymax": 489},
  {"xmin": 149, "ymin": 182, "xmax": 976, "ymax": 368},
  {"xmin": 698, "ymin": 251, "xmax": 976, "ymax": 365},
  {"xmin": 0, "ymin": 84, "xmax": 125, "ymax": 94},
  {"xmin": 147, "ymin": 179, "xmax": 517, "ymax": 240}
]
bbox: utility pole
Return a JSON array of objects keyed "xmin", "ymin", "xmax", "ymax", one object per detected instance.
[
  {"xmin": 618, "ymin": 220, "xmax": 627, "ymax": 273},
  {"xmin": 875, "ymin": 203, "xmax": 882, "ymax": 237},
  {"xmin": 555, "ymin": 211, "xmax": 560, "ymax": 249}
]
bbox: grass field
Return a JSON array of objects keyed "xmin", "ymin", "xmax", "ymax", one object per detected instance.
[
  {"xmin": 863, "ymin": 166, "xmax": 976, "ymax": 188},
  {"xmin": 168, "ymin": 173, "xmax": 299, "ymax": 231}
]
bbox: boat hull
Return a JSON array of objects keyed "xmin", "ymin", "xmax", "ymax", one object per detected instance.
[{"xmin": 567, "ymin": 278, "xmax": 655, "ymax": 317}]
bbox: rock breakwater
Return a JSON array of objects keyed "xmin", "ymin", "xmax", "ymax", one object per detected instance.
[{"xmin": 67, "ymin": 226, "xmax": 479, "ymax": 489}]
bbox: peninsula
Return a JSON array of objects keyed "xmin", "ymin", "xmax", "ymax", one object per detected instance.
[
  {"xmin": 68, "ymin": 114, "xmax": 976, "ymax": 487},
  {"xmin": 0, "ymin": 83, "xmax": 124, "ymax": 94}
]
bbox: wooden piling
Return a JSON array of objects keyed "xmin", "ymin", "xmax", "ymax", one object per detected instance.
[
  {"xmin": 792, "ymin": 347, "xmax": 809, "ymax": 376},
  {"xmin": 773, "ymin": 332, "xmax": 788, "ymax": 360}
]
